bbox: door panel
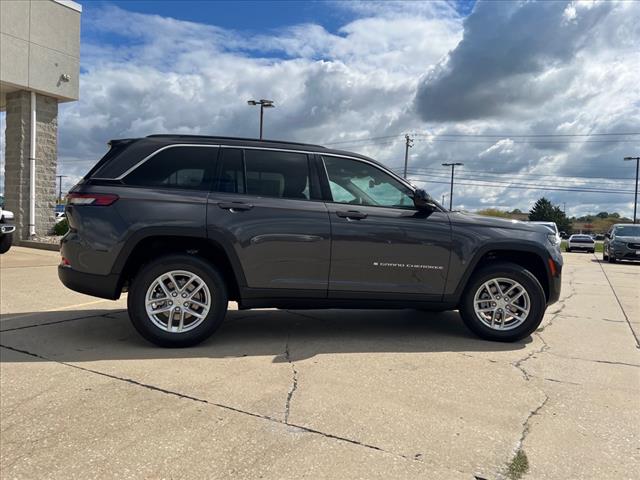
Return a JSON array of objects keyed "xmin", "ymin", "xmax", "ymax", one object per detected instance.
[
  {"xmin": 320, "ymin": 154, "xmax": 451, "ymax": 297},
  {"xmin": 207, "ymin": 147, "xmax": 330, "ymax": 293},
  {"xmin": 207, "ymin": 193, "xmax": 331, "ymax": 291},
  {"xmin": 327, "ymin": 205, "xmax": 451, "ymax": 296}
]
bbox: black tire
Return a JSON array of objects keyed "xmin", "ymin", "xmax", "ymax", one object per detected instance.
[
  {"xmin": 603, "ymin": 248, "xmax": 608, "ymax": 261},
  {"xmin": 566, "ymin": 247, "xmax": 571, "ymax": 252},
  {"xmin": 608, "ymin": 250, "xmax": 616, "ymax": 264},
  {"xmin": 459, "ymin": 262, "xmax": 547, "ymax": 342},
  {"xmin": 128, "ymin": 254, "xmax": 228, "ymax": 347},
  {"xmin": 0, "ymin": 233, "xmax": 12, "ymax": 254}
]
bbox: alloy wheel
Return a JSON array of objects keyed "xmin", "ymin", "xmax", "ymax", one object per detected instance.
[
  {"xmin": 473, "ymin": 277, "xmax": 531, "ymax": 331},
  {"xmin": 145, "ymin": 270, "xmax": 211, "ymax": 333}
]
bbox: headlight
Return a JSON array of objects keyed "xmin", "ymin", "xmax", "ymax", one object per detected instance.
[{"xmin": 547, "ymin": 234, "xmax": 560, "ymax": 246}]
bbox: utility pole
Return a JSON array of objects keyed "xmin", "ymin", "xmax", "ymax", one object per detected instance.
[
  {"xmin": 56, "ymin": 175, "xmax": 68, "ymax": 203},
  {"xmin": 624, "ymin": 156, "xmax": 639, "ymax": 223},
  {"xmin": 402, "ymin": 134, "xmax": 413, "ymax": 178},
  {"xmin": 441, "ymin": 162, "xmax": 463, "ymax": 210},
  {"xmin": 247, "ymin": 99, "xmax": 275, "ymax": 139}
]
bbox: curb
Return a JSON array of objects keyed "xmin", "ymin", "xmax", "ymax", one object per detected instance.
[{"xmin": 17, "ymin": 240, "xmax": 60, "ymax": 252}]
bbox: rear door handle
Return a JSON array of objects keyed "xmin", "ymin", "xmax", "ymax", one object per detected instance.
[
  {"xmin": 336, "ymin": 210, "xmax": 367, "ymax": 220},
  {"xmin": 218, "ymin": 202, "xmax": 253, "ymax": 211}
]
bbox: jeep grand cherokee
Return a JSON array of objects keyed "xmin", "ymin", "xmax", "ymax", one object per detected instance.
[{"xmin": 59, "ymin": 135, "xmax": 562, "ymax": 347}]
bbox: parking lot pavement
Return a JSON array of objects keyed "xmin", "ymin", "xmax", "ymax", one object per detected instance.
[{"xmin": 1, "ymin": 247, "xmax": 638, "ymax": 479}]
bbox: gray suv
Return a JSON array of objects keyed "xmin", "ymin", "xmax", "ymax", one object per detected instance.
[
  {"xmin": 59, "ymin": 135, "xmax": 562, "ymax": 347},
  {"xmin": 603, "ymin": 223, "xmax": 640, "ymax": 263}
]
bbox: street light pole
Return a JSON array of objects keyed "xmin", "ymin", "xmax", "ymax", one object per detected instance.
[
  {"xmin": 624, "ymin": 156, "xmax": 640, "ymax": 223},
  {"xmin": 442, "ymin": 162, "xmax": 463, "ymax": 210},
  {"xmin": 56, "ymin": 175, "xmax": 67, "ymax": 203},
  {"xmin": 403, "ymin": 134, "xmax": 413, "ymax": 178},
  {"xmin": 247, "ymin": 99, "xmax": 275, "ymax": 140}
]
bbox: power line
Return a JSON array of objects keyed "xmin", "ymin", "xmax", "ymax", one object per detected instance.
[
  {"xmin": 322, "ymin": 131, "xmax": 640, "ymax": 147},
  {"xmin": 412, "ymin": 132, "xmax": 640, "ymax": 138},
  {"xmin": 412, "ymin": 179, "xmax": 632, "ymax": 195},
  {"xmin": 403, "ymin": 171, "xmax": 633, "ymax": 193},
  {"xmin": 403, "ymin": 167, "xmax": 634, "ymax": 183},
  {"xmin": 405, "ymin": 175, "xmax": 634, "ymax": 195}
]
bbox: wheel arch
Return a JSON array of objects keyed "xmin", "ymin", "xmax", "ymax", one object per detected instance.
[
  {"xmin": 114, "ymin": 232, "xmax": 245, "ymax": 301},
  {"xmin": 451, "ymin": 245, "xmax": 552, "ymax": 304}
]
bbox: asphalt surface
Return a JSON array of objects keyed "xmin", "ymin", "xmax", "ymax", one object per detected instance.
[{"xmin": 1, "ymin": 247, "xmax": 638, "ymax": 479}]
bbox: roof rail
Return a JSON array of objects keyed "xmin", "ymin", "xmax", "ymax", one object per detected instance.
[{"xmin": 146, "ymin": 134, "xmax": 326, "ymax": 149}]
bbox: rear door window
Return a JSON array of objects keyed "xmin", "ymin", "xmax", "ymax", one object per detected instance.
[{"xmin": 212, "ymin": 148, "xmax": 312, "ymax": 200}]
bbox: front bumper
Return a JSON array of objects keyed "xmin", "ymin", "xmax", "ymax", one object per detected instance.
[
  {"xmin": 0, "ymin": 224, "xmax": 16, "ymax": 234},
  {"xmin": 611, "ymin": 242, "xmax": 640, "ymax": 261},
  {"xmin": 58, "ymin": 266, "xmax": 121, "ymax": 300}
]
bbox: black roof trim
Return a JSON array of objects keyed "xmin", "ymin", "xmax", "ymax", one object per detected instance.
[{"xmin": 145, "ymin": 134, "xmax": 326, "ymax": 149}]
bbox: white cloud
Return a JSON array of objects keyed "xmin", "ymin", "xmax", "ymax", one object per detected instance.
[{"xmin": 4, "ymin": 0, "xmax": 635, "ymax": 217}]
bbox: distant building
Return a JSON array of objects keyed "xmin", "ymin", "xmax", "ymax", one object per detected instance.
[{"xmin": 1, "ymin": 0, "xmax": 81, "ymax": 239}]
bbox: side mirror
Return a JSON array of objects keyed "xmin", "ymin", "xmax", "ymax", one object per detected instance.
[{"xmin": 412, "ymin": 188, "xmax": 437, "ymax": 212}]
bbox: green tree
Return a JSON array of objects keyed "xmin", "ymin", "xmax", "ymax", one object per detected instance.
[
  {"xmin": 596, "ymin": 211, "xmax": 609, "ymax": 219},
  {"xmin": 529, "ymin": 197, "xmax": 572, "ymax": 233},
  {"xmin": 528, "ymin": 198, "xmax": 555, "ymax": 221}
]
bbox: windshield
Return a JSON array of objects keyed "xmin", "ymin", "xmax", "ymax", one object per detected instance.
[{"xmin": 614, "ymin": 225, "xmax": 640, "ymax": 237}]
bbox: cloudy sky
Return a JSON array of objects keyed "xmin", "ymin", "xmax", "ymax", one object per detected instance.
[{"xmin": 2, "ymin": 0, "xmax": 639, "ymax": 217}]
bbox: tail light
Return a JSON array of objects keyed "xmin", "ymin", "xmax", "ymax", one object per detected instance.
[{"xmin": 67, "ymin": 193, "xmax": 119, "ymax": 206}]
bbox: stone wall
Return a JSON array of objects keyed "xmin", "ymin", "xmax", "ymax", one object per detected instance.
[{"xmin": 4, "ymin": 90, "xmax": 58, "ymax": 239}]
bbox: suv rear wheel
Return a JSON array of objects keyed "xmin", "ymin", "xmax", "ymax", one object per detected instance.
[
  {"xmin": 128, "ymin": 254, "xmax": 228, "ymax": 347},
  {"xmin": 459, "ymin": 262, "xmax": 546, "ymax": 342}
]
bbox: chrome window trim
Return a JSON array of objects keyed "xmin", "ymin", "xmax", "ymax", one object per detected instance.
[
  {"xmin": 93, "ymin": 144, "xmax": 222, "ymax": 181},
  {"xmin": 92, "ymin": 143, "xmax": 414, "ymax": 191}
]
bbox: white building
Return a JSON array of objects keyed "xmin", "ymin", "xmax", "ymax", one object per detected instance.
[{"xmin": 1, "ymin": 0, "xmax": 81, "ymax": 238}]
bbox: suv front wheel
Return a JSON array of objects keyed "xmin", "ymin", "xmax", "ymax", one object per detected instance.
[
  {"xmin": 128, "ymin": 254, "xmax": 228, "ymax": 347},
  {"xmin": 459, "ymin": 263, "xmax": 546, "ymax": 342}
]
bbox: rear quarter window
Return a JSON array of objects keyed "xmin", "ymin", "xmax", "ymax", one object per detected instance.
[{"xmin": 123, "ymin": 146, "xmax": 218, "ymax": 190}]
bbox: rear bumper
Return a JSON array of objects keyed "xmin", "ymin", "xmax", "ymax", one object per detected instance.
[
  {"xmin": 568, "ymin": 244, "xmax": 594, "ymax": 250},
  {"xmin": 58, "ymin": 266, "xmax": 121, "ymax": 300}
]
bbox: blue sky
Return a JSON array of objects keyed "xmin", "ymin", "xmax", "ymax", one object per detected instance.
[
  {"xmin": 2, "ymin": 0, "xmax": 638, "ymax": 217},
  {"xmin": 85, "ymin": 1, "xmax": 476, "ymax": 37}
]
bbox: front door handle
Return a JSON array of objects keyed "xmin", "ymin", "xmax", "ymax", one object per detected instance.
[
  {"xmin": 336, "ymin": 210, "xmax": 367, "ymax": 220},
  {"xmin": 218, "ymin": 202, "xmax": 253, "ymax": 211}
]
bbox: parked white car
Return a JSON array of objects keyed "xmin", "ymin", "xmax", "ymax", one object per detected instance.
[
  {"xmin": 530, "ymin": 221, "xmax": 561, "ymax": 246},
  {"xmin": 0, "ymin": 206, "xmax": 16, "ymax": 254},
  {"xmin": 566, "ymin": 234, "xmax": 595, "ymax": 253}
]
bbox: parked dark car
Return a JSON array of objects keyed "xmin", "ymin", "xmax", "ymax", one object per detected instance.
[
  {"xmin": 603, "ymin": 224, "xmax": 640, "ymax": 263},
  {"xmin": 59, "ymin": 135, "xmax": 563, "ymax": 347}
]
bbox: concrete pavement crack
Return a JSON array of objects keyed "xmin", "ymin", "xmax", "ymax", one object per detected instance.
[
  {"xmin": 501, "ymin": 394, "xmax": 549, "ymax": 480},
  {"xmin": 512, "ymin": 331, "xmax": 549, "ymax": 381},
  {"xmin": 592, "ymin": 253, "xmax": 640, "ymax": 348},
  {"xmin": 0, "ymin": 311, "xmax": 127, "ymax": 333},
  {"xmin": 0, "ymin": 343, "xmax": 421, "ymax": 465},
  {"xmin": 283, "ymin": 331, "xmax": 299, "ymax": 425},
  {"xmin": 546, "ymin": 351, "xmax": 640, "ymax": 368}
]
